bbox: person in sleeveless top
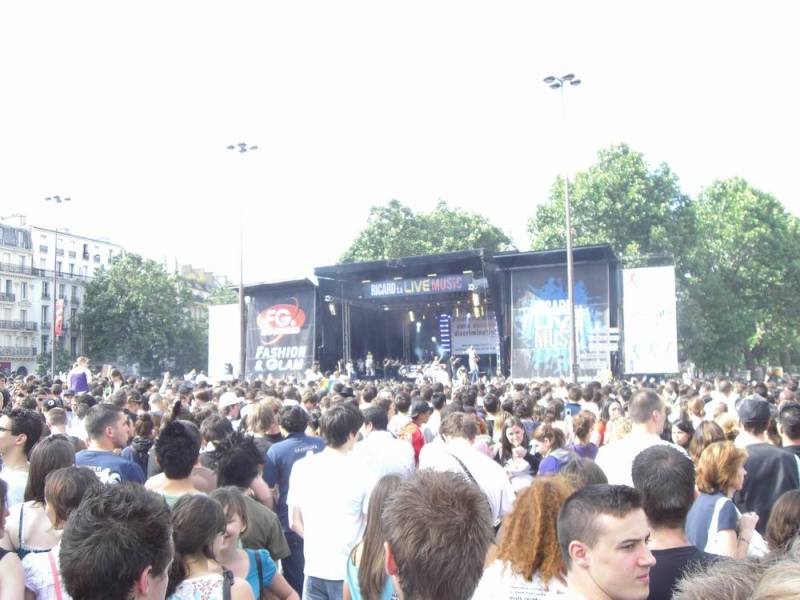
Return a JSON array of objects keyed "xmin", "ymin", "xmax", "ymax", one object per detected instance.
[
  {"xmin": 0, "ymin": 478, "xmax": 25, "ymax": 600},
  {"xmin": 67, "ymin": 357, "xmax": 92, "ymax": 394}
]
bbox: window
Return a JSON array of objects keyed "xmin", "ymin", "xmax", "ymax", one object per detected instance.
[
  {"xmin": 57, "ymin": 261, "xmax": 62, "ymax": 275},
  {"xmin": 42, "ymin": 282, "xmax": 49, "ymax": 298},
  {"xmin": 71, "ymin": 285, "xmax": 78, "ymax": 299},
  {"xmin": 58, "ymin": 284, "xmax": 66, "ymax": 298},
  {"xmin": 20, "ymin": 309, "xmax": 27, "ymax": 323},
  {"xmin": 70, "ymin": 308, "xmax": 77, "ymax": 320},
  {"xmin": 40, "ymin": 258, "xmax": 46, "ymax": 270},
  {"xmin": 4, "ymin": 280, "xmax": 11, "ymax": 294},
  {"xmin": 20, "ymin": 282, "xmax": 27, "ymax": 300},
  {"xmin": 42, "ymin": 334, "xmax": 49, "ymax": 354},
  {"xmin": 69, "ymin": 263, "xmax": 75, "ymax": 275},
  {"xmin": 70, "ymin": 336, "xmax": 78, "ymax": 356},
  {"xmin": 41, "ymin": 305, "xmax": 49, "ymax": 322}
]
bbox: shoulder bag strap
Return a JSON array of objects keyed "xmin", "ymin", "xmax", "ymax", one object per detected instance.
[
  {"xmin": 254, "ymin": 550, "xmax": 264, "ymax": 598},
  {"xmin": 448, "ymin": 451, "xmax": 479, "ymax": 486},
  {"xmin": 48, "ymin": 550, "xmax": 63, "ymax": 600},
  {"xmin": 223, "ymin": 567, "xmax": 233, "ymax": 600}
]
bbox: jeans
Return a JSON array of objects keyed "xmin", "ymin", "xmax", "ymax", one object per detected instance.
[
  {"xmin": 282, "ymin": 530, "xmax": 306, "ymax": 596},
  {"xmin": 303, "ymin": 575, "xmax": 344, "ymax": 600}
]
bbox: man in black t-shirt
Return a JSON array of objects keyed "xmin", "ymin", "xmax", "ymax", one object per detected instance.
[
  {"xmin": 778, "ymin": 402, "xmax": 800, "ymax": 459},
  {"xmin": 633, "ymin": 446, "xmax": 716, "ymax": 600}
]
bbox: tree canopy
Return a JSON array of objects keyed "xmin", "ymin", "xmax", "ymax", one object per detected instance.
[
  {"xmin": 339, "ymin": 199, "xmax": 513, "ymax": 263},
  {"xmin": 527, "ymin": 143, "xmax": 696, "ymax": 271},
  {"xmin": 76, "ymin": 251, "xmax": 207, "ymax": 376},
  {"xmin": 527, "ymin": 143, "xmax": 800, "ymax": 374}
]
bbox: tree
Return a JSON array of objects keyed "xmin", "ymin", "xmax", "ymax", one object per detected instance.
[
  {"xmin": 339, "ymin": 199, "xmax": 513, "ymax": 263},
  {"xmin": 76, "ymin": 251, "xmax": 208, "ymax": 376},
  {"xmin": 683, "ymin": 178, "xmax": 800, "ymax": 372},
  {"xmin": 36, "ymin": 344, "xmax": 72, "ymax": 377},
  {"xmin": 527, "ymin": 143, "xmax": 696, "ymax": 272},
  {"xmin": 207, "ymin": 286, "xmax": 237, "ymax": 305}
]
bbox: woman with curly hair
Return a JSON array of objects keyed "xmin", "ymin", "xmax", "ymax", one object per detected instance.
[{"xmin": 472, "ymin": 476, "xmax": 573, "ymax": 599}]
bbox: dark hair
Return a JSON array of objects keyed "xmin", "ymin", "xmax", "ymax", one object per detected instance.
[
  {"xmin": 210, "ymin": 486, "xmax": 249, "ymax": 532},
  {"xmin": 572, "ymin": 410, "xmax": 596, "ymax": 443},
  {"xmin": 765, "ymin": 490, "xmax": 800, "ymax": 552},
  {"xmin": 133, "ymin": 413, "xmax": 155, "ymax": 438},
  {"xmin": 279, "ymin": 404, "xmax": 308, "ymax": 434},
  {"xmin": 60, "ymin": 483, "xmax": 172, "ymax": 600},
  {"xmin": 362, "ymin": 406, "xmax": 389, "ymax": 431},
  {"xmin": 673, "ymin": 419, "xmax": 695, "ymax": 438},
  {"xmin": 320, "ymin": 404, "xmax": 363, "ymax": 448},
  {"xmin": 155, "ymin": 413, "xmax": 202, "ymax": 480},
  {"xmin": 557, "ymin": 484, "xmax": 645, "ymax": 568},
  {"xmin": 84, "ymin": 404, "xmax": 125, "ymax": 440},
  {"xmin": 211, "ymin": 431, "xmax": 264, "ymax": 488},
  {"xmin": 561, "ymin": 458, "xmax": 608, "ymax": 489},
  {"xmin": 394, "ymin": 392, "xmax": 412, "ymax": 414},
  {"xmin": 383, "ymin": 470, "xmax": 493, "ymax": 600},
  {"xmin": 45, "ymin": 466, "xmax": 102, "ymax": 527},
  {"xmin": 688, "ymin": 421, "xmax": 725, "ymax": 464},
  {"xmin": 2, "ymin": 407, "xmax": 44, "ymax": 455},
  {"xmin": 168, "ymin": 494, "xmax": 226, "ymax": 596},
  {"xmin": 500, "ymin": 416, "xmax": 530, "ymax": 459},
  {"xmin": 778, "ymin": 403, "xmax": 800, "ymax": 441},
  {"xmin": 632, "ymin": 445, "xmax": 696, "ymax": 529},
  {"xmin": 24, "ymin": 434, "xmax": 75, "ymax": 504},
  {"xmin": 600, "ymin": 398, "xmax": 622, "ymax": 423},
  {"xmin": 199, "ymin": 412, "xmax": 233, "ymax": 443}
]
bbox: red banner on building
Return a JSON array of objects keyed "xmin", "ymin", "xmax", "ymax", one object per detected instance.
[{"xmin": 55, "ymin": 298, "xmax": 64, "ymax": 338}]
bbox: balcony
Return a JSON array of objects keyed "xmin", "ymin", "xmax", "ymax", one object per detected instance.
[
  {"xmin": 82, "ymin": 252, "xmax": 90, "ymax": 260},
  {"xmin": 42, "ymin": 292, "xmax": 51, "ymax": 300},
  {"xmin": 0, "ymin": 320, "xmax": 38, "ymax": 331},
  {"xmin": 0, "ymin": 346, "xmax": 38, "ymax": 358},
  {"xmin": 56, "ymin": 248, "xmax": 64, "ymax": 257},
  {"xmin": 40, "ymin": 245, "xmax": 48, "ymax": 253},
  {"xmin": 70, "ymin": 297, "xmax": 80, "ymax": 306},
  {"xmin": 68, "ymin": 250, "xmax": 77, "ymax": 258},
  {"xmin": 0, "ymin": 292, "xmax": 15, "ymax": 302},
  {"xmin": 93, "ymin": 254, "xmax": 101, "ymax": 263},
  {"xmin": 41, "ymin": 321, "xmax": 51, "ymax": 331},
  {"xmin": 0, "ymin": 262, "xmax": 42, "ymax": 277}
]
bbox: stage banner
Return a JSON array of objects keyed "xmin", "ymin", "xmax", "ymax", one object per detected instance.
[
  {"xmin": 247, "ymin": 287, "xmax": 315, "ymax": 381},
  {"xmin": 511, "ymin": 264, "xmax": 610, "ymax": 380},
  {"xmin": 622, "ymin": 266, "xmax": 678, "ymax": 374},
  {"xmin": 451, "ymin": 312, "xmax": 500, "ymax": 354}
]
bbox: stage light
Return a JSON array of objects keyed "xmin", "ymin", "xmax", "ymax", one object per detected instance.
[
  {"xmin": 328, "ymin": 302, "xmax": 336, "ymax": 316},
  {"xmin": 472, "ymin": 292, "xmax": 480, "ymax": 307},
  {"xmin": 409, "ymin": 311, "xmax": 415, "ymax": 322}
]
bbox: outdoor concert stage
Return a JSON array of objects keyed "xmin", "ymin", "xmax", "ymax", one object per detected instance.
[{"xmin": 241, "ymin": 245, "xmax": 623, "ymax": 381}]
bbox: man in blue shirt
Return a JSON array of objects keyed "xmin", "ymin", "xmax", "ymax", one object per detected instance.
[
  {"xmin": 76, "ymin": 404, "xmax": 145, "ymax": 484},
  {"xmin": 263, "ymin": 404, "xmax": 325, "ymax": 595}
]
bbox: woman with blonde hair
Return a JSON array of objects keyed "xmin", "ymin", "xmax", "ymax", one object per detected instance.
[
  {"xmin": 67, "ymin": 356, "xmax": 91, "ymax": 394},
  {"xmin": 686, "ymin": 441, "xmax": 759, "ymax": 558},
  {"xmin": 472, "ymin": 476, "xmax": 573, "ymax": 598}
]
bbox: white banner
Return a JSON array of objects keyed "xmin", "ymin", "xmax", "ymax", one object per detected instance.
[
  {"xmin": 451, "ymin": 313, "xmax": 500, "ymax": 354},
  {"xmin": 623, "ymin": 266, "xmax": 678, "ymax": 374}
]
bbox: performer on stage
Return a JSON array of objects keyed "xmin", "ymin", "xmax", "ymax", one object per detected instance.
[
  {"xmin": 365, "ymin": 351, "xmax": 375, "ymax": 377},
  {"xmin": 467, "ymin": 345, "xmax": 480, "ymax": 383}
]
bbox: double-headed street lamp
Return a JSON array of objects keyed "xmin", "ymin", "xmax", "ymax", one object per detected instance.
[
  {"xmin": 44, "ymin": 195, "xmax": 71, "ymax": 378},
  {"xmin": 543, "ymin": 73, "xmax": 580, "ymax": 384},
  {"xmin": 227, "ymin": 143, "xmax": 258, "ymax": 380}
]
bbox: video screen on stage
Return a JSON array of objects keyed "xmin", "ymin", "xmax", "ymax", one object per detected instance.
[{"xmin": 511, "ymin": 264, "xmax": 610, "ymax": 380}]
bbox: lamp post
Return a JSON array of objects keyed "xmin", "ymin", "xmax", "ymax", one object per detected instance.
[
  {"xmin": 44, "ymin": 195, "xmax": 71, "ymax": 378},
  {"xmin": 543, "ymin": 73, "xmax": 581, "ymax": 383},
  {"xmin": 227, "ymin": 143, "xmax": 258, "ymax": 380}
]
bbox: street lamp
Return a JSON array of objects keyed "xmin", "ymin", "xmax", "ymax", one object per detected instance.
[
  {"xmin": 44, "ymin": 195, "xmax": 71, "ymax": 378},
  {"xmin": 227, "ymin": 143, "xmax": 258, "ymax": 380},
  {"xmin": 543, "ymin": 73, "xmax": 580, "ymax": 383}
]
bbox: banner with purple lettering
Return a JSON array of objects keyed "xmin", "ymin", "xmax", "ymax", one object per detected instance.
[
  {"xmin": 247, "ymin": 287, "xmax": 316, "ymax": 381},
  {"xmin": 511, "ymin": 264, "xmax": 610, "ymax": 380}
]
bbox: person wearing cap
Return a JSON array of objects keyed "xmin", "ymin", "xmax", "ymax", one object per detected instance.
[
  {"xmin": 733, "ymin": 395, "xmax": 800, "ymax": 535},
  {"xmin": 220, "ymin": 390, "xmax": 244, "ymax": 429},
  {"xmin": 399, "ymin": 400, "xmax": 431, "ymax": 466}
]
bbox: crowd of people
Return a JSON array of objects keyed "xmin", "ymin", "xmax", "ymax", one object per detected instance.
[{"xmin": 0, "ymin": 365, "xmax": 799, "ymax": 599}]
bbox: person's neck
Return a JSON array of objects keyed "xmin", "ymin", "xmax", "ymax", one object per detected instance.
[
  {"xmin": 647, "ymin": 526, "xmax": 692, "ymax": 550},
  {"xmin": 739, "ymin": 430, "xmax": 766, "ymax": 446},
  {"xmin": 631, "ymin": 423, "xmax": 658, "ymax": 436},
  {"xmin": 185, "ymin": 555, "xmax": 217, "ymax": 579},
  {"xmin": 0, "ymin": 451, "xmax": 28, "ymax": 471},
  {"xmin": 567, "ymin": 573, "xmax": 610, "ymax": 600},
  {"xmin": 88, "ymin": 439, "xmax": 116, "ymax": 453},
  {"xmin": 156, "ymin": 477, "xmax": 199, "ymax": 495},
  {"xmin": 781, "ymin": 436, "xmax": 800, "ymax": 447}
]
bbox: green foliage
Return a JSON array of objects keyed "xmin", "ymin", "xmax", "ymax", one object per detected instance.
[
  {"xmin": 339, "ymin": 199, "xmax": 513, "ymax": 263},
  {"xmin": 76, "ymin": 251, "xmax": 208, "ymax": 376},
  {"xmin": 527, "ymin": 143, "xmax": 696, "ymax": 273},
  {"xmin": 36, "ymin": 344, "xmax": 72, "ymax": 377},
  {"xmin": 207, "ymin": 286, "xmax": 237, "ymax": 305},
  {"xmin": 683, "ymin": 178, "xmax": 800, "ymax": 371}
]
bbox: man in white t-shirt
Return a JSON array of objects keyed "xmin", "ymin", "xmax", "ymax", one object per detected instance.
[
  {"xmin": 595, "ymin": 388, "xmax": 687, "ymax": 486},
  {"xmin": 288, "ymin": 403, "xmax": 373, "ymax": 600}
]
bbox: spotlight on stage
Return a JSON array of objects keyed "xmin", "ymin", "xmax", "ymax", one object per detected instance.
[
  {"xmin": 409, "ymin": 310, "xmax": 415, "ymax": 322},
  {"xmin": 328, "ymin": 302, "xmax": 336, "ymax": 316}
]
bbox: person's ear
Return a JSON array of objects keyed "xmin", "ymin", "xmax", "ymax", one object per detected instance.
[
  {"xmin": 384, "ymin": 541, "xmax": 398, "ymax": 575},
  {"xmin": 569, "ymin": 541, "xmax": 590, "ymax": 568},
  {"xmin": 137, "ymin": 566, "xmax": 153, "ymax": 596}
]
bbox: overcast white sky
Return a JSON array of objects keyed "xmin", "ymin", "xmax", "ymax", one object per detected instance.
[{"xmin": 1, "ymin": 1, "xmax": 796, "ymax": 285}]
